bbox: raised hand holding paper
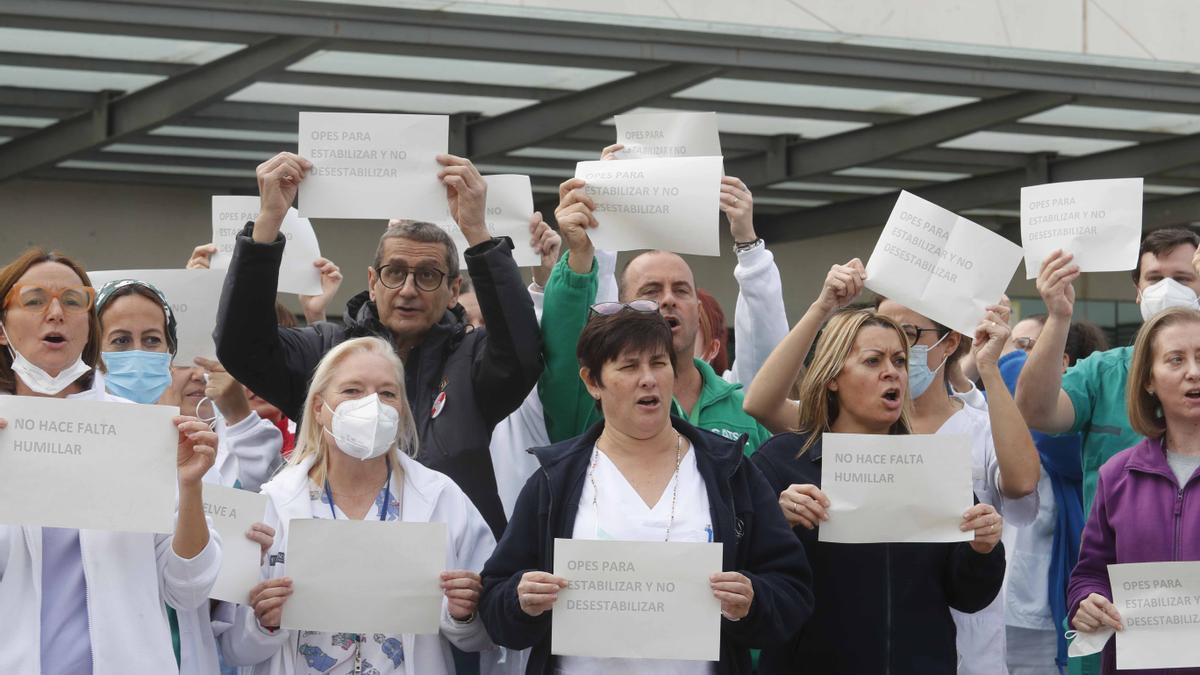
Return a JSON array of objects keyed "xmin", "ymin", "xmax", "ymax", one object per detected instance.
[
  {"xmin": 818, "ymin": 433, "xmax": 975, "ymax": 544},
  {"xmin": 435, "ymin": 175, "xmax": 539, "ymax": 268},
  {"xmin": 203, "ymin": 484, "xmax": 269, "ymax": 603},
  {"xmin": 1108, "ymin": 561, "xmax": 1200, "ymax": 670},
  {"xmin": 298, "ymin": 112, "xmax": 448, "ymax": 220},
  {"xmin": 0, "ymin": 397, "xmax": 178, "ymax": 533},
  {"xmin": 865, "ymin": 191, "xmax": 1023, "ymax": 336},
  {"xmin": 282, "ymin": 519, "xmax": 446, "ymax": 634},
  {"xmin": 210, "ymin": 196, "xmax": 324, "ymax": 295},
  {"xmin": 88, "ymin": 268, "xmax": 225, "ymax": 363},
  {"xmin": 613, "ymin": 112, "xmax": 722, "ymax": 159},
  {"xmin": 575, "ymin": 156, "xmax": 722, "ymax": 256},
  {"xmin": 1021, "ymin": 178, "xmax": 1142, "ymax": 279},
  {"xmin": 552, "ymin": 538, "xmax": 722, "ymax": 661}
]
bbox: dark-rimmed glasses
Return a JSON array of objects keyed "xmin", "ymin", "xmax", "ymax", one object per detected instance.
[
  {"xmin": 374, "ymin": 264, "xmax": 448, "ymax": 292},
  {"xmin": 3, "ymin": 285, "xmax": 95, "ymax": 315},
  {"xmin": 899, "ymin": 324, "xmax": 945, "ymax": 346},
  {"xmin": 588, "ymin": 300, "xmax": 659, "ymax": 319}
]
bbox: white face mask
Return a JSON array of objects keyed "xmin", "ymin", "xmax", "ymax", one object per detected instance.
[
  {"xmin": 1, "ymin": 323, "xmax": 91, "ymax": 396},
  {"xmin": 1139, "ymin": 278, "xmax": 1200, "ymax": 322},
  {"xmin": 323, "ymin": 393, "xmax": 400, "ymax": 461}
]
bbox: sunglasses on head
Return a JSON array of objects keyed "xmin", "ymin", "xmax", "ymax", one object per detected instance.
[{"xmin": 588, "ymin": 300, "xmax": 659, "ymax": 319}]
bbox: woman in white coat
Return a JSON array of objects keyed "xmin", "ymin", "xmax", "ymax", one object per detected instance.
[
  {"xmin": 221, "ymin": 336, "xmax": 497, "ymax": 675},
  {"xmin": 0, "ymin": 247, "xmax": 221, "ymax": 674}
]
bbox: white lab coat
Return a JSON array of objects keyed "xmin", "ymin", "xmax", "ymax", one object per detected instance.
[
  {"xmin": 220, "ymin": 452, "xmax": 497, "ymax": 675},
  {"xmin": 0, "ymin": 375, "xmax": 222, "ymax": 674}
]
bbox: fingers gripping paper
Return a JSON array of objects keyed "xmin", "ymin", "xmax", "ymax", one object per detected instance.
[
  {"xmin": 818, "ymin": 433, "xmax": 975, "ymax": 544},
  {"xmin": 282, "ymin": 519, "xmax": 446, "ymax": 635},
  {"xmin": 613, "ymin": 112, "xmax": 722, "ymax": 159},
  {"xmin": 210, "ymin": 196, "xmax": 324, "ymax": 296},
  {"xmin": 88, "ymin": 268, "xmax": 226, "ymax": 364},
  {"xmin": 865, "ymin": 191, "xmax": 1023, "ymax": 336},
  {"xmin": 1108, "ymin": 561, "xmax": 1200, "ymax": 670},
  {"xmin": 552, "ymin": 539, "xmax": 722, "ymax": 661},
  {"xmin": 1021, "ymin": 178, "xmax": 1142, "ymax": 279},
  {"xmin": 0, "ymin": 397, "xmax": 178, "ymax": 533},
  {"xmin": 575, "ymin": 157, "xmax": 723, "ymax": 256},
  {"xmin": 434, "ymin": 174, "xmax": 539, "ymax": 268}
]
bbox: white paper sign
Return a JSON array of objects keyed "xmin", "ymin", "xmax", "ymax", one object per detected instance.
[
  {"xmin": 210, "ymin": 196, "xmax": 324, "ymax": 296},
  {"xmin": 282, "ymin": 519, "xmax": 446, "ymax": 634},
  {"xmin": 614, "ymin": 112, "xmax": 722, "ymax": 159},
  {"xmin": 88, "ymin": 269, "xmax": 226, "ymax": 364},
  {"xmin": 1109, "ymin": 561, "xmax": 1200, "ymax": 670},
  {"xmin": 865, "ymin": 191, "xmax": 1024, "ymax": 336},
  {"xmin": 0, "ymin": 397, "xmax": 178, "ymax": 533},
  {"xmin": 1021, "ymin": 178, "xmax": 1143, "ymax": 279},
  {"xmin": 818, "ymin": 433, "xmax": 974, "ymax": 544},
  {"xmin": 298, "ymin": 112, "xmax": 448, "ymax": 220},
  {"xmin": 203, "ymin": 485, "xmax": 268, "ymax": 603},
  {"xmin": 552, "ymin": 538, "xmax": 722, "ymax": 661},
  {"xmin": 575, "ymin": 157, "xmax": 722, "ymax": 256},
  {"xmin": 435, "ymin": 175, "xmax": 539, "ymax": 268}
]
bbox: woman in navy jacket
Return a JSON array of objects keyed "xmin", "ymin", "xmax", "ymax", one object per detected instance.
[{"xmin": 478, "ymin": 305, "xmax": 812, "ymax": 675}]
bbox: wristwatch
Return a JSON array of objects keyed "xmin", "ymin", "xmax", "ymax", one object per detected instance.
[{"xmin": 733, "ymin": 238, "xmax": 764, "ymax": 254}]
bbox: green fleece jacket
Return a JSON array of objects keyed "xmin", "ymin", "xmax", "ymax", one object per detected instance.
[{"xmin": 538, "ymin": 253, "xmax": 771, "ymax": 455}]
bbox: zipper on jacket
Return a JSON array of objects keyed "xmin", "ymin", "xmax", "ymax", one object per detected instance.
[
  {"xmin": 884, "ymin": 543, "xmax": 892, "ymax": 675},
  {"xmin": 1174, "ymin": 488, "xmax": 1184, "ymax": 561}
]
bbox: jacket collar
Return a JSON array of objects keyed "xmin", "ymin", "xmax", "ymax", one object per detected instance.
[
  {"xmin": 1124, "ymin": 435, "xmax": 1182, "ymax": 484},
  {"xmin": 263, "ymin": 451, "xmax": 448, "ymax": 522},
  {"xmin": 343, "ymin": 290, "xmax": 468, "ymax": 351}
]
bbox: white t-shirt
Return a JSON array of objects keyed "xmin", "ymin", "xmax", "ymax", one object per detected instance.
[
  {"xmin": 557, "ymin": 443, "xmax": 716, "ymax": 675},
  {"xmin": 940, "ymin": 402, "xmax": 1040, "ymax": 675}
]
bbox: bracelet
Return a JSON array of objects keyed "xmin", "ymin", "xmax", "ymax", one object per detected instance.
[
  {"xmin": 733, "ymin": 238, "xmax": 764, "ymax": 253},
  {"xmin": 450, "ymin": 611, "xmax": 477, "ymax": 625}
]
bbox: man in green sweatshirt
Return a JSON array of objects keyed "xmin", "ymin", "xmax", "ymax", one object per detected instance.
[{"xmin": 539, "ymin": 177, "xmax": 770, "ymax": 453}]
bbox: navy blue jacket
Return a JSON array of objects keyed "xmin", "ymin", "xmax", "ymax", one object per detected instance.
[
  {"xmin": 478, "ymin": 417, "xmax": 814, "ymax": 674},
  {"xmin": 752, "ymin": 432, "xmax": 1006, "ymax": 675}
]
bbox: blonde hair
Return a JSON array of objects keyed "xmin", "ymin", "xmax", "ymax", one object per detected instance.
[
  {"xmin": 290, "ymin": 337, "xmax": 419, "ymax": 487},
  {"xmin": 795, "ymin": 309, "xmax": 912, "ymax": 455},
  {"xmin": 1126, "ymin": 306, "xmax": 1200, "ymax": 439}
]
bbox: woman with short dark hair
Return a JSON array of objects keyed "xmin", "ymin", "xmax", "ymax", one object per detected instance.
[{"xmin": 479, "ymin": 304, "xmax": 812, "ymax": 675}]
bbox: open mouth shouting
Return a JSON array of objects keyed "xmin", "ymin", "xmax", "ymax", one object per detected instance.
[
  {"xmin": 881, "ymin": 386, "xmax": 902, "ymax": 410},
  {"xmin": 41, "ymin": 330, "xmax": 68, "ymax": 348},
  {"xmin": 636, "ymin": 394, "xmax": 662, "ymax": 411}
]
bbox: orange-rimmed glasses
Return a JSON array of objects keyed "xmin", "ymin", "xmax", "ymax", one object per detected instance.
[{"xmin": 3, "ymin": 285, "xmax": 96, "ymax": 315}]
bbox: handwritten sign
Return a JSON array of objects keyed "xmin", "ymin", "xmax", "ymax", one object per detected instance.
[
  {"xmin": 88, "ymin": 268, "xmax": 226, "ymax": 363},
  {"xmin": 298, "ymin": 112, "xmax": 448, "ymax": 220},
  {"xmin": 1021, "ymin": 178, "xmax": 1142, "ymax": 279},
  {"xmin": 613, "ymin": 112, "xmax": 722, "ymax": 159},
  {"xmin": 819, "ymin": 433, "xmax": 974, "ymax": 544},
  {"xmin": 575, "ymin": 156, "xmax": 723, "ymax": 256},
  {"xmin": 552, "ymin": 538, "xmax": 721, "ymax": 661},
  {"xmin": 435, "ymin": 174, "xmax": 539, "ymax": 268},
  {"xmin": 282, "ymin": 519, "xmax": 446, "ymax": 634},
  {"xmin": 0, "ymin": 396, "xmax": 178, "ymax": 533},
  {"xmin": 203, "ymin": 484, "xmax": 269, "ymax": 603},
  {"xmin": 865, "ymin": 191, "xmax": 1023, "ymax": 336},
  {"xmin": 1110, "ymin": 561, "xmax": 1200, "ymax": 670},
  {"xmin": 210, "ymin": 196, "xmax": 324, "ymax": 295}
]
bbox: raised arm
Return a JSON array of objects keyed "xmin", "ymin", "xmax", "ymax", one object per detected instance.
[
  {"xmin": 1015, "ymin": 250, "xmax": 1079, "ymax": 434},
  {"xmin": 743, "ymin": 259, "xmax": 865, "ymax": 433},
  {"xmin": 972, "ymin": 309, "xmax": 1040, "ymax": 498}
]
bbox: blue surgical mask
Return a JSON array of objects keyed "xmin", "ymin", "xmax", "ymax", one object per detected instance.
[
  {"xmin": 908, "ymin": 331, "xmax": 951, "ymax": 399},
  {"xmin": 102, "ymin": 350, "xmax": 172, "ymax": 404}
]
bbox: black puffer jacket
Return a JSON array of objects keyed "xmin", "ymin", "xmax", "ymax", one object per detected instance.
[{"xmin": 215, "ymin": 224, "xmax": 542, "ymax": 537}]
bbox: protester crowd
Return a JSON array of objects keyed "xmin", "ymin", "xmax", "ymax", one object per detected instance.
[{"xmin": 1, "ymin": 133, "xmax": 1198, "ymax": 675}]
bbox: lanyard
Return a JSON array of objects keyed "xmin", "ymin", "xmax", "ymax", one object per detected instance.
[{"xmin": 322, "ymin": 461, "xmax": 392, "ymax": 522}]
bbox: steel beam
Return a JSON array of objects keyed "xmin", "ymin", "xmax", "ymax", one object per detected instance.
[{"xmin": 0, "ymin": 36, "xmax": 321, "ymax": 183}]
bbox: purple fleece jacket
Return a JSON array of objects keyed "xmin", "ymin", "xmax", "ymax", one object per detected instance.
[{"xmin": 1067, "ymin": 436, "xmax": 1200, "ymax": 675}]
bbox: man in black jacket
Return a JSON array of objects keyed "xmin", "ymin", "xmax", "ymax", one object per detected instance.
[{"xmin": 214, "ymin": 151, "xmax": 542, "ymax": 538}]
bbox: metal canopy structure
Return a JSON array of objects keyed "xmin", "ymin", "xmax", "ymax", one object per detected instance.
[{"xmin": 1, "ymin": 0, "xmax": 1199, "ymax": 240}]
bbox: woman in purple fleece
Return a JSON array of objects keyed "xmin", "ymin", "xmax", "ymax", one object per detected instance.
[{"xmin": 1067, "ymin": 306, "xmax": 1200, "ymax": 674}]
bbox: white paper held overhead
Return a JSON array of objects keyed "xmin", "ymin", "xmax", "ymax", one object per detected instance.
[
  {"xmin": 210, "ymin": 196, "xmax": 324, "ymax": 295},
  {"xmin": 613, "ymin": 112, "xmax": 722, "ymax": 159},
  {"xmin": 1021, "ymin": 178, "xmax": 1142, "ymax": 279}
]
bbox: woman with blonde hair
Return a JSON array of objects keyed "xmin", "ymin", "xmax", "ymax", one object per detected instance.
[
  {"xmin": 1067, "ymin": 306, "xmax": 1200, "ymax": 675},
  {"xmin": 220, "ymin": 336, "xmax": 497, "ymax": 675},
  {"xmin": 748, "ymin": 260, "xmax": 1006, "ymax": 674}
]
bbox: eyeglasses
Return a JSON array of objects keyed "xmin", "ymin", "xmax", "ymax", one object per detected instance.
[
  {"xmin": 588, "ymin": 300, "xmax": 659, "ymax": 319},
  {"xmin": 374, "ymin": 264, "xmax": 448, "ymax": 292},
  {"xmin": 1013, "ymin": 336, "xmax": 1037, "ymax": 352},
  {"xmin": 899, "ymin": 324, "xmax": 945, "ymax": 347},
  {"xmin": 3, "ymin": 285, "xmax": 95, "ymax": 315}
]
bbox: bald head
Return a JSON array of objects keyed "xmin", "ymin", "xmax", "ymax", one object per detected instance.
[{"xmin": 619, "ymin": 250, "xmax": 700, "ymax": 358}]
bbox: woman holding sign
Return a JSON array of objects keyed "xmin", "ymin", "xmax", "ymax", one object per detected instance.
[
  {"xmin": 478, "ymin": 306, "xmax": 812, "ymax": 675},
  {"xmin": 0, "ymin": 247, "xmax": 222, "ymax": 674},
  {"xmin": 1067, "ymin": 306, "xmax": 1200, "ymax": 675},
  {"xmin": 747, "ymin": 259, "xmax": 1006, "ymax": 675},
  {"xmin": 220, "ymin": 336, "xmax": 496, "ymax": 675}
]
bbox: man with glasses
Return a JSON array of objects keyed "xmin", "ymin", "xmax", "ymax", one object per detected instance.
[{"xmin": 215, "ymin": 151, "xmax": 541, "ymax": 539}]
